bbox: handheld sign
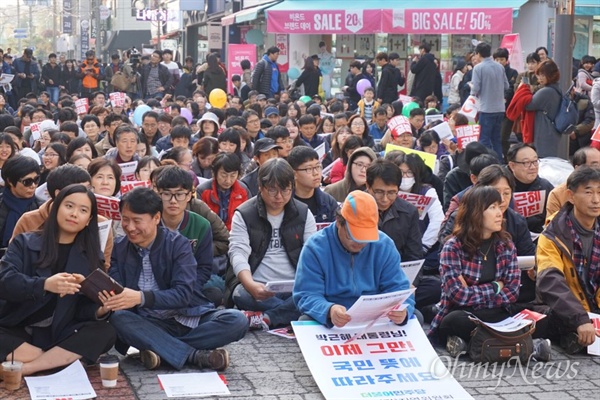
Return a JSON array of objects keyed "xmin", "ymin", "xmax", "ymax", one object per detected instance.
[
  {"xmin": 513, "ymin": 190, "xmax": 546, "ymax": 218},
  {"xmin": 455, "ymin": 125, "xmax": 481, "ymax": 150}
]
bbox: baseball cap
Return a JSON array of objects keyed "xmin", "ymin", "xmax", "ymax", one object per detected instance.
[
  {"xmin": 256, "ymin": 94, "xmax": 267, "ymax": 101},
  {"xmin": 264, "ymin": 106, "xmax": 279, "ymax": 117},
  {"xmin": 253, "ymin": 138, "xmax": 281, "ymax": 156},
  {"xmin": 341, "ymin": 190, "xmax": 379, "ymax": 243}
]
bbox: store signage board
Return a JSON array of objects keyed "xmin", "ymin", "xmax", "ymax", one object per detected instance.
[{"xmin": 267, "ymin": 10, "xmax": 382, "ymax": 34}]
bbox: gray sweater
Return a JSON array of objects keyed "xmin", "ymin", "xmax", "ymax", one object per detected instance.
[{"xmin": 470, "ymin": 57, "xmax": 509, "ymax": 113}]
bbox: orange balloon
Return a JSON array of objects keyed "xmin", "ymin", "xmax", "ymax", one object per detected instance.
[{"xmin": 209, "ymin": 88, "xmax": 227, "ymax": 108}]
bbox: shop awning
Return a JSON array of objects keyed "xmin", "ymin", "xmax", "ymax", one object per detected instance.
[
  {"xmin": 221, "ymin": 1, "xmax": 280, "ymax": 26},
  {"xmin": 105, "ymin": 30, "xmax": 152, "ymax": 54},
  {"xmin": 575, "ymin": 0, "xmax": 600, "ymax": 16},
  {"xmin": 265, "ymin": 0, "xmax": 529, "ymax": 34}
]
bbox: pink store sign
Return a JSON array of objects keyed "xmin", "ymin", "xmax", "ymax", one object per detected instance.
[
  {"xmin": 267, "ymin": 10, "xmax": 382, "ymax": 34},
  {"xmin": 227, "ymin": 44, "xmax": 256, "ymax": 95},
  {"xmin": 382, "ymin": 8, "xmax": 513, "ymax": 34}
]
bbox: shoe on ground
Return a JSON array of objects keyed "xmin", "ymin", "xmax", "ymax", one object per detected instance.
[
  {"xmin": 446, "ymin": 335, "xmax": 468, "ymax": 358},
  {"xmin": 195, "ymin": 348, "xmax": 230, "ymax": 371},
  {"xmin": 140, "ymin": 349, "xmax": 161, "ymax": 370},
  {"xmin": 560, "ymin": 332, "xmax": 585, "ymax": 355},
  {"xmin": 242, "ymin": 310, "xmax": 269, "ymax": 331},
  {"xmin": 532, "ymin": 338, "xmax": 552, "ymax": 362}
]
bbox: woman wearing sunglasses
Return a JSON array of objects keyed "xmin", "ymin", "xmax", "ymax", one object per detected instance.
[{"xmin": 0, "ymin": 156, "xmax": 43, "ymax": 256}]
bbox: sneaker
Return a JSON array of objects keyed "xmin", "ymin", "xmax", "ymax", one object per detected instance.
[
  {"xmin": 140, "ymin": 349, "xmax": 161, "ymax": 370},
  {"xmin": 532, "ymin": 338, "xmax": 552, "ymax": 362},
  {"xmin": 195, "ymin": 348, "xmax": 230, "ymax": 371},
  {"xmin": 560, "ymin": 332, "xmax": 585, "ymax": 355},
  {"xmin": 243, "ymin": 311, "xmax": 269, "ymax": 331},
  {"xmin": 446, "ymin": 336, "xmax": 468, "ymax": 358}
]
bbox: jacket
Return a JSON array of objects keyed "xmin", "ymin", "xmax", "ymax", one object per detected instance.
[
  {"xmin": 110, "ymin": 226, "xmax": 214, "ymax": 317},
  {"xmin": 357, "ymin": 100, "xmax": 381, "ymax": 121},
  {"xmin": 251, "ymin": 56, "xmax": 284, "ymax": 97},
  {"xmin": 225, "ymin": 195, "xmax": 309, "ymax": 305},
  {"xmin": 311, "ymin": 188, "xmax": 339, "ymax": 223},
  {"xmin": 202, "ymin": 68, "xmax": 227, "ymax": 97},
  {"xmin": 293, "ymin": 223, "xmax": 415, "ymax": 327},
  {"xmin": 379, "ymin": 197, "xmax": 423, "ymax": 262},
  {"xmin": 0, "ymin": 233, "xmax": 104, "ymax": 345},
  {"xmin": 140, "ymin": 62, "xmax": 173, "ymax": 97},
  {"xmin": 240, "ymin": 168, "xmax": 259, "ymax": 198},
  {"xmin": 545, "ymin": 182, "xmax": 568, "ymax": 222},
  {"xmin": 572, "ymin": 93, "xmax": 595, "ymax": 141},
  {"xmin": 410, "ymin": 53, "xmax": 437, "ymax": 101},
  {"xmin": 503, "ymin": 64, "xmax": 519, "ymax": 106},
  {"xmin": 377, "ymin": 63, "xmax": 399, "ymax": 104},
  {"xmin": 11, "ymin": 200, "xmax": 114, "ymax": 271},
  {"xmin": 186, "ymin": 198, "xmax": 230, "ymax": 257},
  {"xmin": 197, "ymin": 178, "xmax": 250, "ymax": 231},
  {"xmin": 0, "ymin": 191, "xmax": 44, "ymax": 247},
  {"xmin": 294, "ymin": 68, "xmax": 322, "ymax": 97},
  {"xmin": 506, "ymin": 84, "xmax": 535, "ymax": 143},
  {"xmin": 430, "ymin": 236, "xmax": 520, "ymax": 335},
  {"xmin": 537, "ymin": 205, "xmax": 600, "ymax": 330},
  {"xmin": 42, "ymin": 62, "xmax": 62, "ymax": 88},
  {"xmin": 13, "ymin": 56, "xmax": 40, "ymax": 92},
  {"xmin": 79, "ymin": 58, "xmax": 101, "ymax": 90},
  {"xmin": 442, "ymin": 166, "xmax": 472, "ymax": 212}
]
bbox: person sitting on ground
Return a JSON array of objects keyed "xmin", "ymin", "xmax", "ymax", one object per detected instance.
[
  {"xmin": 324, "ymin": 146, "xmax": 376, "ymax": 203},
  {"xmin": 293, "ymin": 190, "xmax": 415, "ymax": 327},
  {"xmin": 0, "ymin": 184, "xmax": 116, "ymax": 376},
  {"xmin": 287, "ymin": 146, "xmax": 339, "ymax": 223},
  {"xmin": 429, "ymin": 185, "xmax": 551, "ymax": 361},
  {"xmin": 104, "ymin": 124, "xmax": 140, "ymax": 164},
  {"xmin": 104, "ymin": 187, "xmax": 248, "ymax": 371},
  {"xmin": 537, "ymin": 166, "xmax": 600, "ymax": 354},
  {"xmin": 241, "ymin": 138, "xmax": 281, "ymax": 198},
  {"xmin": 327, "ymin": 133, "xmax": 363, "ymax": 184},
  {"xmin": 226, "ymin": 158, "xmax": 317, "ymax": 330},
  {"xmin": 196, "ymin": 152, "xmax": 250, "ymax": 231}
]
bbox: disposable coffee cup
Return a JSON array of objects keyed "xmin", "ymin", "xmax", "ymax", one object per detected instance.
[
  {"xmin": 2, "ymin": 361, "xmax": 23, "ymax": 391},
  {"xmin": 98, "ymin": 355, "xmax": 119, "ymax": 388}
]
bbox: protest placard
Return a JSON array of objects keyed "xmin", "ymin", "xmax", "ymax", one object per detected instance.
[
  {"xmin": 120, "ymin": 180, "xmax": 151, "ymax": 194},
  {"xmin": 387, "ymin": 116, "xmax": 412, "ymax": 137},
  {"xmin": 513, "ymin": 190, "xmax": 546, "ymax": 218},
  {"xmin": 460, "ymin": 95, "xmax": 479, "ymax": 121},
  {"xmin": 98, "ymin": 219, "xmax": 112, "ymax": 252},
  {"xmin": 29, "ymin": 121, "xmax": 42, "ymax": 141},
  {"xmin": 292, "ymin": 318, "xmax": 473, "ymax": 400},
  {"xmin": 75, "ymin": 98, "xmax": 89, "ymax": 114},
  {"xmin": 589, "ymin": 313, "xmax": 600, "ymax": 356},
  {"xmin": 397, "ymin": 192, "xmax": 434, "ymax": 220},
  {"xmin": 455, "ymin": 125, "xmax": 481, "ymax": 149},
  {"xmin": 431, "ymin": 121, "xmax": 453, "ymax": 140},
  {"xmin": 119, "ymin": 161, "xmax": 138, "ymax": 182},
  {"xmin": 398, "ymin": 95, "xmax": 413, "ymax": 105},
  {"xmin": 109, "ymin": 92, "xmax": 126, "ymax": 108},
  {"xmin": 95, "ymin": 194, "xmax": 121, "ymax": 221},
  {"xmin": 315, "ymin": 142, "xmax": 326, "ymax": 161},
  {"xmin": 385, "ymin": 144, "xmax": 436, "ymax": 171},
  {"xmin": 425, "ymin": 114, "xmax": 444, "ymax": 126}
]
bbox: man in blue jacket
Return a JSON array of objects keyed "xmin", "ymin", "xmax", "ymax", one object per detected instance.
[
  {"xmin": 293, "ymin": 190, "xmax": 415, "ymax": 328},
  {"xmin": 103, "ymin": 188, "xmax": 248, "ymax": 371},
  {"xmin": 251, "ymin": 46, "xmax": 284, "ymax": 98}
]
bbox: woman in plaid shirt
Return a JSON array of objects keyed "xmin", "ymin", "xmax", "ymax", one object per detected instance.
[{"xmin": 429, "ymin": 186, "xmax": 522, "ymax": 357}]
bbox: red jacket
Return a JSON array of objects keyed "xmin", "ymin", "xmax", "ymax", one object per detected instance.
[
  {"xmin": 199, "ymin": 179, "xmax": 249, "ymax": 230},
  {"xmin": 506, "ymin": 84, "xmax": 535, "ymax": 143}
]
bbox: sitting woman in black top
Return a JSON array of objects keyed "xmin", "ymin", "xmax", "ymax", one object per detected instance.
[{"xmin": 0, "ymin": 184, "xmax": 116, "ymax": 375}]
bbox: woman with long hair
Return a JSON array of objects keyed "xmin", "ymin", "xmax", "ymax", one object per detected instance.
[
  {"xmin": 322, "ymin": 126, "xmax": 352, "ymax": 169},
  {"xmin": 40, "ymin": 143, "xmax": 67, "ymax": 185},
  {"xmin": 348, "ymin": 115, "xmax": 375, "ymax": 148},
  {"xmin": 192, "ymin": 137, "xmax": 218, "ymax": 179},
  {"xmin": 327, "ymin": 135, "xmax": 363, "ymax": 184},
  {"xmin": 202, "ymin": 53, "xmax": 227, "ymax": 97},
  {"xmin": 324, "ymin": 146, "xmax": 375, "ymax": 202},
  {"xmin": 0, "ymin": 184, "xmax": 116, "ymax": 376},
  {"xmin": 61, "ymin": 59, "xmax": 80, "ymax": 95},
  {"xmin": 428, "ymin": 186, "xmax": 550, "ymax": 360},
  {"xmin": 293, "ymin": 56, "xmax": 322, "ymax": 98}
]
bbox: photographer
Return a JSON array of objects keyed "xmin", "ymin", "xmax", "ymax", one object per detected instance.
[{"xmin": 123, "ymin": 48, "xmax": 142, "ymax": 101}]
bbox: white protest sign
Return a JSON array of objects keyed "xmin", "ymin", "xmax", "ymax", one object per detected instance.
[
  {"xmin": 157, "ymin": 371, "xmax": 230, "ymax": 398},
  {"xmin": 120, "ymin": 180, "xmax": 151, "ymax": 194},
  {"xmin": 292, "ymin": 318, "xmax": 474, "ymax": 400},
  {"xmin": 431, "ymin": 121, "xmax": 453, "ymax": 140},
  {"xmin": 98, "ymin": 219, "xmax": 112, "ymax": 252},
  {"xmin": 29, "ymin": 121, "xmax": 43, "ymax": 141},
  {"xmin": 118, "ymin": 160, "xmax": 138, "ymax": 182},
  {"xmin": 95, "ymin": 193, "xmax": 121, "ymax": 221},
  {"xmin": 25, "ymin": 361, "xmax": 96, "ymax": 400},
  {"xmin": 513, "ymin": 190, "xmax": 546, "ymax": 218},
  {"xmin": 399, "ymin": 95, "xmax": 413, "ymax": 105},
  {"xmin": 455, "ymin": 125, "xmax": 481, "ymax": 150},
  {"xmin": 75, "ymin": 98, "xmax": 89, "ymax": 114},
  {"xmin": 0, "ymin": 74, "xmax": 15, "ymax": 84},
  {"xmin": 425, "ymin": 114, "xmax": 444, "ymax": 126},
  {"xmin": 400, "ymin": 259, "xmax": 425, "ymax": 284},
  {"xmin": 109, "ymin": 92, "xmax": 126, "ymax": 108},
  {"xmin": 397, "ymin": 192, "xmax": 434, "ymax": 220},
  {"xmin": 460, "ymin": 95, "xmax": 479, "ymax": 121},
  {"xmin": 315, "ymin": 142, "xmax": 326, "ymax": 161}
]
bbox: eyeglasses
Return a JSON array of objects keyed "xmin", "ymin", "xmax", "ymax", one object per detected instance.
[
  {"xmin": 352, "ymin": 162, "xmax": 370, "ymax": 171},
  {"xmin": 512, "ymin": 159, "xmax": 539, "ymax": 168},
  {"xmin": 401, "ymin": 170, "xmax": 414, "ymax": 178},
  {"xmin": 159, "ymin": 191, "xmax": 190, "ymax": 202},
  {"xmin": 247, "ymin": 119, "xmax": 260, "ymax": 124},
  {"xmin": 43, "ymin": 152, "xmax": 59, "ymax": 158},
  {"xmin": 296, "ymin": 165, "xmax": 322, "ymax": 174},
  {"xmin": 19, "ymin": 175, "xmax": 40, "ymax": 187},
  {"xmin": 276, "ymin": 138, "xmax": 294, "ymax": 145},
  {"xmin": 351, "ymin": 122, "xmax": 365, "ymax": 127},
  {"xmin": 372, "ymin": 189, "xmax": 398, "ymax": 200},
  {"xmin": 265, "ymin": 187, "xmax": 292, "ymax": 197}
]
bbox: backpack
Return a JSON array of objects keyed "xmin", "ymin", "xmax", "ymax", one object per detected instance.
[
  {"xmin": 110, "ymin": 70, "xmax": 129, "ymax": 92},
  {"xmin": 546, "ymin": 86, "xmax": 578, "ymax": 134}
]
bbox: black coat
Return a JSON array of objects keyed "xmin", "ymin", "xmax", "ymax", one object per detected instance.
[
  {"xmin": 377, "ymin": 63, "xmax": 399, "ymax": 104},
  {"xmin": 410, "ymin": 53, "xmax": 437, "ymax": 101},
  {"xmin": 295, "ymin": 68, "xmax": 321, "ymax": 97}
]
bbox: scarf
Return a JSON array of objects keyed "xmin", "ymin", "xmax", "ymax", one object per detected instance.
[{"xmin": 2, "ymin": 188, "xmax": 36, "ymax": 246}]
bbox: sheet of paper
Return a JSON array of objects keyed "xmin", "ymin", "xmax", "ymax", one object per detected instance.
[
  {"xmin": 344, "ymin": 288, "xmax": 415, "ymax": 329},
  {"xmin": 267, "ymin": 327, "xmax": 296, "ymax": 340},
  {"xmin": 24, "ymin": 361, "xmax": 96, "ymax": 400},
  {"xmin": 315, "ymin": 142, "xmax": 326, "ymax": 161},
  {"xmin": 157, "ymin": 372, "xmax": 230, "ymax": 398},
  {"xmin": 98, "ymin": 219, "xmax": 112, "ymax": 252},
  {"xmin": 265, "ymin": 280, "xmax": 295, "ymax": 293},
  {"xmin": 469, "ymin": 314, "xmax": 533, "ymax": 333},
  {"xmin": 588, "ymin": 312, "xmax": 600, "ymax": 356},
  {"xmin": 426, "ymin": 114, "xmax": 444, "ymax": 127},
  {"xmin": 517, "ymin": 256, "xmax": 535, "ymax": 270},
  {"xmin": 400, "ymin": 259, "xmax": 424, "ymax": 284},
  {"xmin": 0, "ymin": 74, "xmax": 15, "ymax": 84},
  {"xmin": 431, "ymin": 121, "xmax": 454, "ymax": 140}
]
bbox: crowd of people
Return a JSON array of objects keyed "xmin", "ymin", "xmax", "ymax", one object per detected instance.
[{"xmin": 0, "ymin": 41, "xmax": 599, "ymax": 378}]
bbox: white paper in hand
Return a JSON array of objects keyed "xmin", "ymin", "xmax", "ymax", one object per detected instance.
[
  {"xmin": 431, "ymin": 121, "xmax": 454, "ymax": 140},
  {"xmin": 265, "ymin": 280, "xmax": 295, "ymax": 293}
]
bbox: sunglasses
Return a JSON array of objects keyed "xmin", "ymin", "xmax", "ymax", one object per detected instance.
[{"xmin": 19, "ymin": 175, "xmax": 40, "ymax": 187}]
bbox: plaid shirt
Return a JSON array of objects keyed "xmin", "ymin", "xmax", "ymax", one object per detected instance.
[
  {"xmin": 429, "ymin": 236, "xmax": 520, "ymax": 335},
  {"xmin": 566, "ymin": 216, "xmax": 600, "ymax": 310}
]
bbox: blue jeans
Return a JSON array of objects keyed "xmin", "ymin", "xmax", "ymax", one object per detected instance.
[
  {"xmin": 46, "ymin": 86, "xmax": 59, "ymax": 105},
  {"xmin": 232, "ymin": 284, "xmax": 301, "ymax": 327},
  {"xmin": 478, "ymin": 112, "xmax": 505, "ymax": 162},
  {"xmin": 110, "ymin": 309, "xmax": 248, "ymax": 370}
]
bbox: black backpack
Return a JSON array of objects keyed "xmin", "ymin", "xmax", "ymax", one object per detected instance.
[{"xmin": 546, "ymin": 86, "xmax": 578, "ymax": 134}]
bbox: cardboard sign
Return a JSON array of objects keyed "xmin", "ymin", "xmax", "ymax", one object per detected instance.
[
  {"xmin": 385, "ymin": 144, "xmax": 437, "ymax": 172},
  {"xmin": 455, "ymin": 125, "xmax": 481, "ymax": 149},
  {"xmin": 95, "ymin": 194, "xmax": 121, "ymax": 221},
  {"xmin": 109, "ymin": 92, "xmax": 126, "ymax": 108},
  {"xmin": 513, "ymin": 190, "xmax": 547, "ymax": 218},
  {"xmin": 29, "ymin": 122, "xmax": 42, "ymax": 141},
  {"xmin": 397, "ymin": 192, "xmax": 434, "ymax": 220},
  {"xmin": 75, "ymin": 98, "xmax": 89, "ymax": 114},
  {"xmin": 120, "ymin": 180, "xmax": 151, "ymax": 194},
  {"xmin": 118, "ymin": 161, "xmax": 138, "ymax": 182},
  {"xmin": 460, "ymin": 95, "xmax": 479, "ymax": 121}
]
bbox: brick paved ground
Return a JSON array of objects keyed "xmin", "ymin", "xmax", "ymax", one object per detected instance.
[{"xmin": 120, "ymin": 330, "xmax": 600, "ymax": 400}]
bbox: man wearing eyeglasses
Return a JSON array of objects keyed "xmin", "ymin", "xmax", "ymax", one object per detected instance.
[
  {"xmin": 507, "ymin": 143, "xmax": 554, "ymax": 234},
  {"xmin": 287, "ymin": 146, "xmax": 338, "ymax": 223},
  {"xmin": 226, "ymin": 158, "xmax": 317, "ymax": 330}
]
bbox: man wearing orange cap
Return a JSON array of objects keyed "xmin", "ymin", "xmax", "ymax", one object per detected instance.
[{"xmin": 293, "ymin": 190, "xmax": 415, "ymax": 328}]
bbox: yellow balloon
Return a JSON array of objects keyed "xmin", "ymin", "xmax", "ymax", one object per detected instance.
[{"xmin": 209, "ymin": 89, "xmax": 227, "ymax": 109}]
